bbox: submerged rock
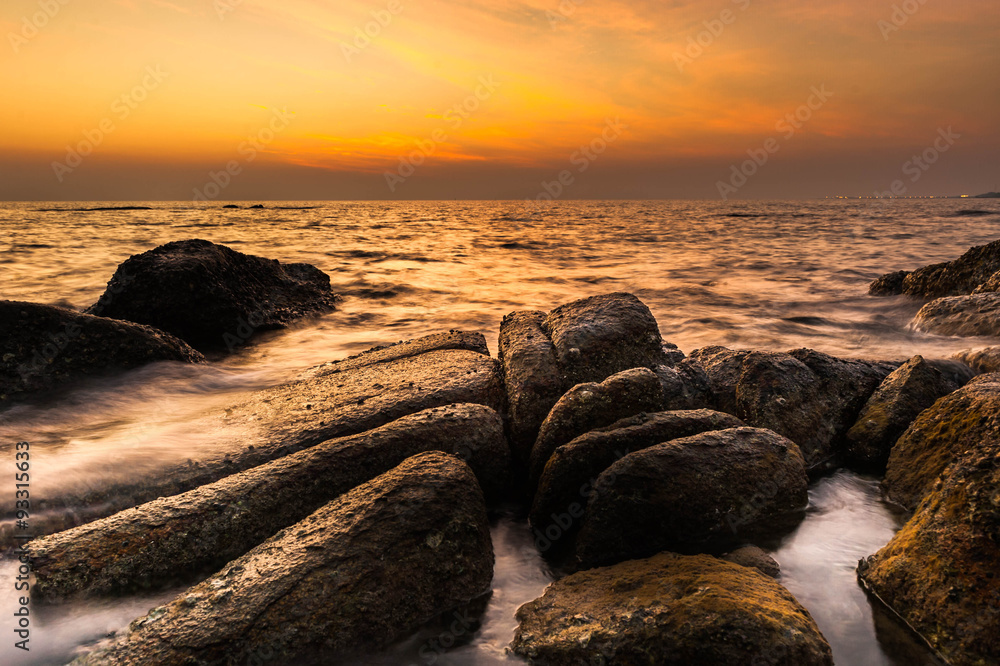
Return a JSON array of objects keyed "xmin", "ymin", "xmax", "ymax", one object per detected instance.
[
  {"xmin": 499, "ymin": 293, "xmax": 677, "ymax": 461},
  {"xmin": 28, "ymin": 404, "xmax": 507, "ymax": 600},
  {"xmin": 527, "ymin": 368, "xmax": 664, "ymax": 490},
  {"xmin": 722, "ymin": 545, "xmax": 781, "ymax": 578},
  {"xmin": 72, "ymin": 452, "xmax": 494, "ymax": 665},
  {"xmin": 0, "ymin": 300, "xmax": 202, "ymax": 406},
  {"xmin": 529, "ymin": 409, "xmax": 744, "ymax": 551},
  {"xmin": 884, "ymin": 374, "xmax": 1000, "ymax": 510},
  {"xmin": 574, "ymin": 427, "xmax": 808, "ymax": 569},
  {"xmin": 859, "ymin": 435, "xmax": 1000, "ymax": 665},
  {"xmin": 844, "ymin": 355, "xmax": 963, "ymax": 473},
  {"xmin": 511, "ymin": 552, "xmax": 833, "ymax": 666},
  {"xmin": 7, "ymin": 342, "xmax": 504, "ymax": 545},
  {"xmin": 868, "ymin": 238, "xmax": 1000, "ymax": 297},
  {"xmin": 87, "ymin": 239, "xmax": 340, "ymax": 351},
  {"xmin": 912, "ymin": 292, "xmax": 1000, "ymax": 337}
]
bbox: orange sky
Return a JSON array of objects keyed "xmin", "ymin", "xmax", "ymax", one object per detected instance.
[{"xmin": 1, "ymin": 0, "xmax": 997, "ymax": 199}]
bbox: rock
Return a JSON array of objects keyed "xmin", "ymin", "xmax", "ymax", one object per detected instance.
[
  {"xmin": 499, "ymin": 293, "xmax": 678, "ymax": 463},
  {"xmin": 498, "ymin": 311, "xmax": 565, "ymax": 463},
  {"xmin": 530, "ymin": 409, "xmax": 744, "ymax": 551},
  {"xmin": 0, "ymin": 300, "xmax": 203, "ymax": 406},
  {"xmin": 884, "ymin": 374, "xmax": 1000, "ymax": 510},
  {"xmin": 653, "ymin": 359, "xmax": 714, "ymax": 410},
  {"xmin": 953, "ymin": 346, "xmax": 1000, "ymax": 374},
  {"xmin": 28, "ymin": 404, "xmax": 507, "ymax": 600},
  {"xmin": 844, "ymin": 355, "xmax": 963, "ymax": 473},
  {"xmin": 511, "ymin": 552, "xmax": 833, "ymax": 666},
  {"xmin": 912, "ymin": 292, "xmax": 1000, "ymax": 337},
  {"xmin": 687, "ymin": 346, "xmax": 752, "ymax": 415},
  {"xmin": 574, "ymin": 427, "xmax": 808, "ymax": 569},
  {"xmin": 868, "ymin": 238, "xmax": 1000, "ymax": 297},
  {"xmin": 868, "ymin": 270, "xmax": 909, "ymax": 296},
  {"xmin": 5, "ymin": 344, "xmax": 505, "ymax": 545},
  {"xmin": 858, "ymin": 439, "xmax": 1000, "ymax": 665},
  {"xmin": 72, "ymin": 452, "xmax": 494, "ymax": 665},
  {"xmin": 87, "ymin": 239, "xmax": 340, "ymax": 351},
  {"xmin": 527, "ymin": 368, "xmax": 664, "ymax": 490},
  {"xmin": 722, "ymin": 545, "xmax": 781, "ymax": 578},
  {"xmin": 973, "ymin": 269, "xmax": 1000, "ymax": 293}
]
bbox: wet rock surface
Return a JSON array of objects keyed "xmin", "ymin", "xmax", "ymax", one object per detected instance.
[
  {"xmin": 72, "ymin": 452, "xmax": 494, "ymax": 666},
  {"xmin": 87, "ymin": 239, "xmax": 341, "ymax": 351},
  {"xmin": 859, "ymin": 428, "xmax": 1000, "ymax": 665},
  {"xmin": 912, "ymin": 291, "xmax": 1000, "ymax": 337},
  {"xmin": 953, "ymin": 346, "xmax": 1000, "ymax": 374},
  {"xmin": 529, "ymin": 409, "xmax": 744, "ymax": 551},
  {"xmin": 722, "ymin": 545, "xmax": 781, "ymax": 578},
  {"xmin": 499, "ymin": 293, "xmax": 678, "ymax": 462},
  {"xmin": 527, "ymin": 367, "xmax": 664, "ymax": 490},
  {"xmin": 511, "ymin": 552, "xmax": 833, "ymax": 666},
  {"xmin": 869, "ymin": 238, "xmax": 1000, "ymax": 298},
  {"xmin": 0, "ymin": 300, "xmax": 203, "ymax": 407},
  {"xmin": 844, "ymin": 355, "xmax": 964, "ymax": 473},
  {"xmin": 28, "ymin": 404, "xmax": 508, "ymax": 600},
  {"xmin": 574, "ymin": 427, "xmax": 808, "ymax": 569},
  {"xmin": 884, "ymin": 374, "xmax": 1000, "ymax": 510}
]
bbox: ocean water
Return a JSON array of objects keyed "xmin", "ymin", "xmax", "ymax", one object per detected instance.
[{"xmin": 2, "ymin": 198, "xmax": 998, "ymax": 665}]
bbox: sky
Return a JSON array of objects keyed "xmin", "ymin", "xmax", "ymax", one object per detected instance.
[{"xmin": 0, "ymin": 0, "xmax": 997, "ymax": 200}]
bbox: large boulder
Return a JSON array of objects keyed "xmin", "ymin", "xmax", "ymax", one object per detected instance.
[
  {"xmin": 868, "ymin": 238, "xmax": 1000, "ymax": 297},
  {"xmin": 7, "ymin": 339, "xmax": 505, "ymax": 545},
  {"xmin": 72, "ymin": 452, "xmax": 494, "ymax": 665},
  {"xmin": 511, "ymin": 552, "xmax": 833, "ymax": 666},
  {"xmin": 859, "ymin": 437, "xmax": 1000, "ymax": 665},
  {"xmin": 87, "ymin": 239, "xmax": 340, "ymax": 351},
  {"xmin": 574, "ymin": 427, "xmax": 808, "ymax": 569},
  {"xmin": 653, "ymin": 358, "xmax": 714, "ymax": 410},
  {"xmin": 884, "ymin": 374, "xmax": 1000, "ymax": 510},
  {"xmin": 0, "ymin": 300, "xmax": 202, "ymax": 406},
  {"xmin": 499, "ymin": 293, "xmax": 678, "ymax": 462},
  {"xmin": 953, "ymin": 346, "xmax": 1000, "ymax": 374},
  {"xmin": 692, "ymin": 347, "xmax": 896, "ymax": 470},
  {"xmin": 527, "ymin": 368, "xmax": 664, "ymax": 490},
  {"xmin": 28, "ymin": 404, "xmax": 507, "ymax": 600},
  {"xmin": 844, "ymin": 355, "xmax": 964, "ymax": 472},
  {"xmin": 912, "ymin": 292, "xmax": 1000, "ymax": 337},
  {"xmin": 530, "ymin": 409, "xmax": 744, "ymax": 552}
]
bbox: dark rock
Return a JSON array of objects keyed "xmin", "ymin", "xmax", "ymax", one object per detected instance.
[
  {"xmin": 222, "ymin": 204, "xmax": 239, "ymax": 209},
  {"xmin": 530, "ymin": 409, "xmax": 744, "ymax": 550},
  {"xmin": 498, "ymin": 311, "xmax": 565, "ymax": 463},
  {"xmin": 0, "ymin": 300, "xmax": 202, "ymax": 406},
  {"xmin": 884, "ymin": 374, "xmax": 1000, "ymax": 510},
  {"xmin": 527, "ymin": 368, "xmax": 664, "ymax": 490},
  {"xmin": 844, "ymin": 355, "xmax": 963, "ymax": 473},
  {"xmin": 511, "ymin": 552, "xmax": 833, "ymax": 666},
  {"xmin": 952, "ymin": 346, "xmax": 1000, "ymax": 374},
  {"xmin": 859, "ymin": 432, "xmax": 1000, "ymax": 665},
  {"xmin": 574, "ymin": 427, "xmax": 808, "ymax": 569},
  {"xmin": 868, "ymin": 270, "xmax": 909, "ymax": 296},
  {"xmin": 3, "ymin": 345, "xmax": 504, "ymax": 545},
  {"xmin": 654, "ymin": 359, "xmax": 714, "ymax": 410},
  {"xmin": 913, "ymin": 292, "xmax": 1000, "ymax": 337},
  {"xmin": 973, "ymin": 269, "xmax": 1000, "ymax": 293},
  {"xmin": 72, "ymin": 452, "xmax": 494, "ymax": 665},
  {"xmin": 722, "ymin": 545, "xmax": 781, "ymax": 578},
  {"xmin": 687, "ymin": 346, "xmax": 752, "ymax": 415},
  {"xmin": 28, "ymin": 404, "xmax": 507, "ymax": 600},
  {"xmin": 869, "ymin": 238, "xmax": 1000, "ymax": 298},
  {"xmin": 87, "ymin": 239, "xmax": 340, "ymax": 352}
]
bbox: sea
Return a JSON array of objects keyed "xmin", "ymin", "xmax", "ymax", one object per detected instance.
[{"xmin": 2, "ymin": 198, "xmax": 999, "ymax": 665}]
